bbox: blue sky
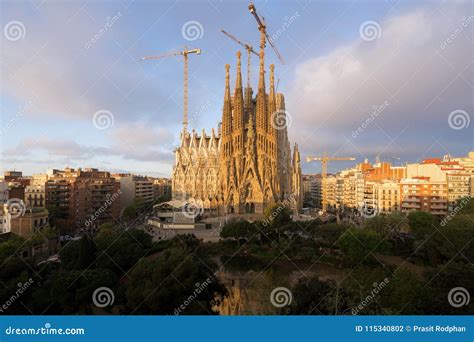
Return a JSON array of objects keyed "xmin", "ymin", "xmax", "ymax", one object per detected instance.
[{"xmin": 1, "ymin": 0, "xmax": 472, "ymax": 176}]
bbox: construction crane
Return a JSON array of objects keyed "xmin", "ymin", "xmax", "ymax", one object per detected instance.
[
  {"xmin": 248, "ymin": 3, "xmax": 285, "ymax": 64},
  {"xmin": 221, "ymin": 29, "xmax": 259, "ymax": 88},
  {"xmin": 141, "ymin": 47, "xmax": 201, "ymax": 134},
  {"xmin": 306, "ymin": 153, "xmax": 356, "ymax": 214}
]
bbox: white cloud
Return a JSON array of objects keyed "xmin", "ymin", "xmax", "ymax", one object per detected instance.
[{"xmin": 287, "ymin": 4, "xmax": 473, "ymax": 163}]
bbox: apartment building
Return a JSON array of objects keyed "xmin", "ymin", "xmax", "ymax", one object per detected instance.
[
  {"xmin": 46, "ymin": 168, "xmax": 121, "ymax": 231},
  {"xmin": 374, "ymin": 181, "xmax": 401, "ymax": 214},
  {"xmin": 9, "ymin": 208, "xmax": 49, "ymax": 239},
  {"xmin": 25, "ymin": 184, "xmax": 45, "ymax": 208},
  {"xmin": 113, "ymin": 174, "xmax": 154, "ymax": 209},
  {"xmin": 152, "ymin": 178, "xmax": 172, "ymax": 201},
  {"xmin": 400, "ymin": 178, "xmax": 448, "ymax": 217}
]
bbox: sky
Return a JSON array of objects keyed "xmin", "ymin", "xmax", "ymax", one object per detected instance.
[{"xmin": 0, "ymin": 0, "xmax": 472, "ymax": 177}]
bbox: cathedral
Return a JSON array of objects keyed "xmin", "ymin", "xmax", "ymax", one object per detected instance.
[{"xmin": 172, "ymin": 47, "xmax": 302, "ymax": 215}]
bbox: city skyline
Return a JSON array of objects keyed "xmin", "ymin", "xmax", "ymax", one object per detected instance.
[{"xmin": 1, "ymin": 0, "xmax": 472, "ymax": 176}]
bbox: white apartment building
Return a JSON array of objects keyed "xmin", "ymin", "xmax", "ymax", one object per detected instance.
[{"xmin": 115, "ymin": 174, "xmax": 154, "ymax": 209}]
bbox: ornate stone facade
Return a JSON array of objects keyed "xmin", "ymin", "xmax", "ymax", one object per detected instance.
[{"xmin": 172, "ymin": 50, "xmax": 302, "ymax": 215}]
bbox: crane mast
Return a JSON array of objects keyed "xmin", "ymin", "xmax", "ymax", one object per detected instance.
[
  {"xmin": 248, "ymin": 3, "xmax": 285, "ymax": 64},
  {"xmin": 141, "ymin": 47, "xmax": 201, "ymax": 134},
  {"xmin": 306, "ymin": 153, "xmax": 356, "ymax": 214},
  {"xmin": 221, "ymin": 29, "xmax": 258, "ymax": 89}
]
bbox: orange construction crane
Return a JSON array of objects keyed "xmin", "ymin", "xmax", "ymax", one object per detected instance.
[
  {"xmin": 306, "ymin": 153, "xmax": 356, "ymax": 213},
  {"xmin": 248, "ymin": 3, "xmax": 285, "ymax": 64},
  {"xmin": 221, "ymin": 29, "xmax": 259, "ymax": 88},
  {"xmin": 141, "ymin": 47, "xmax": 201, "ymax": 134}
]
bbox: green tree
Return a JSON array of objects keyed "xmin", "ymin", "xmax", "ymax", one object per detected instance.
[
  {"xmin": 336, "ymin": 229, "xmax": 390, "ymax": 266},
  {"xmin": 125, "ymin": 248, "xmax": 225, "ymax": 314},
  {"xmin": 408, "ymin": 211, "xmax": 437, "ymax": 240},
  {"xmin": 290, "ymin": 277, "xmax": 335, "ymax": 314}
]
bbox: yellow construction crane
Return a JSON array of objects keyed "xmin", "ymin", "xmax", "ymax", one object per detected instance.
[
  {"xmin": 248, "ymin": 3, "xmax": 285, "ymax": 64},
  {"xmin": 306, "ymin": 153, "xmax": 356, "ymax": 213},
  {"xmin": 141, "ymin": 47, "xmax": 201, "ymax": 134},
  {"xmin": 221, "ymin": 29, "xmax": 259, "ymax": 88}
]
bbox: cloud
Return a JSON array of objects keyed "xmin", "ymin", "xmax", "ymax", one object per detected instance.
[
  {"xmin": 3, "ymin": 135, "xmax": 174, "ymax": 165},
  {"xmin": 0, "ymin": 3, "xmax": 173, "ymax": 124},
  {"xmin": 109, "ymin": 122, "xmax": 174, "ymax": 147},
  {"xmin": 287, "ymin": 3, "xmax": 473, "ymax": 165}
]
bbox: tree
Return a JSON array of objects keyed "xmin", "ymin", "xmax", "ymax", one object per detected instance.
[
  {"xmin": 407, "ymin": 211, "xmax": 437, "ymax": 240},
  {"xmin": 336, "ymin": 229, "xmax": 390, "ymax": 266},
  {"xmin": 290, "ymin": 277, "xmax": 335, "ymax": 314},
  {"xmin": 365, "ymin": 212, "xmax": 409, "ymax": 237},
  {"xmin": 75, "ymin": 235, "xmax": 97, "ymax": 269},
  {"xmin": 220, "ymin": 220, "xmax": 258, "ymax": 245},
  {"xmin": 125, "ymin": 248, "xmax": 225, "ymax": 314},
  {"xmin": 423, "ymin": 262, "xmax": 474, "ymax": 314}
]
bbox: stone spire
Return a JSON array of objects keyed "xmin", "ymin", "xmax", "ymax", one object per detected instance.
[
  {"xmin": 268, "ymin": 64, "xmax": 277, "ymax": 140},
  {"xmin": 233, "ymin": 51, "xmax": 244, "ymax": 133},
  {"xmin": 222, "ymin": 64, "xmax": 232, "ymax": 138},
  {"xmin": 256, "ymin": 49, "xmax": 267, "ymax": 134}
]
